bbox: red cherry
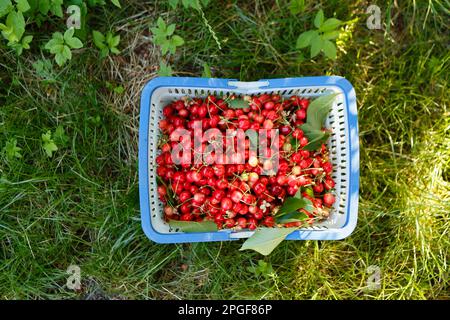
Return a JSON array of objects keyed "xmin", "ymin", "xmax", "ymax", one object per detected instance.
[
  {"xmin": 253, "ymin": 182, "xmax": 266, "ymax": 195},
  {"xmin": 266, "ymin": 110, "xmax": 277, "ymax": 120},
  {"xmin": 323, "ymin": 162, "xmax": 333, "ymax": 174},
  {"xmin": 163, "ymin": 106, "xmax": 174, "ymax": 117},
  {"xmin": 313, "ymin": 183, "xmax": 324, "ymax": 194},
  {"xmin": 254, "ymin": 114, "xmax": 264, "ymax": 124},
  {"xmin": 253, "ymin": 210, "xmax": 263, "ymax": 220},
  {"xmin": 236, "ymin": 217, "xmax": 247, "ymax": 229},
  {"xmin": 280, "ymin": 125, "xmax": 291, "ymax": 135},
  {"xmin": 299, "ymin": 136, "xmax": 309, "ymax": 147},
  {"xmin": 292, "ymin": 152, "xmax": 302, "ymax": 163},
  {"xmin": 216, "ymin": 179, "xmax": 228, "ymax": 189},
  {"xmin": 292, "ymin": 128, "xmax": 304, "ymax": 139},
  {"xmin": 230, "ymin": 190, "xmax": 243, "ymax": 203},
  {"xmin": 213, "ymin": 164, "xmax": 225, "ymax": 177},
  {"xmin": 263, "ymin": 216, "xmax": 275, "ymax": 227},
  {"xmin": 212, "ymin": 189, "xmax": 225, "ymax": 201},
  {"xmin": 248, "ymin": 218, "xmax": 257, "ymax": 230},
  {"xmin": 296, "ymin": 109, "xmax": 306, "ymax": 120},
  {"xmin": 157, "ymin": 185, "xmax": 167, "ymax": 197},
  {"xmin": 276, "ymin": 175, "xmax": 288, "ymax": 186},
  {"xmin": 198, "ymin": 105, "xmax": 207, "ymax": 118},
  {"xmin": 263, "ymin": 119, "xmax": 274, "ymax": 129},
  {"xmin": 173, "ymin": 171, "xmax": 186, "ymax": 184},
  {"xmin": 193, "ymin": 192, "xmax": 206, "ymax": 205},
  {"xmin": 300, "ymin": 150, "xmax": 310, "ymax": 158},
  {"xmin": 164, "ymin": 206, "xmax": 174, "ymax": 216},
  {"xmin": 238, "ymin": 118, "xmax": 251, "ymax": 130},
  {"xmin": 179, "ymin": 191, "xmax": 191, "ymax": 203},
  {"xmin": 220, "ymin": 198, "xmax": 233, "ymax": 210},
  {"xmin": 323, "ymin": 193, "xmax": 336, "ymax": 207},
  {"xmin": 224, "ymin": 218, "xmax": 235, "ymax": 228},
  {"xmin": 242, "ymin": 194, "xmax": 255, "ymax": 205},
  {"xmin": 324, "ymin": 178, "xmax": 335, "ymax": 190},
  {"xmin": 264, "ymin": 101, "xmax": 275, "ymax": 110},
  {"xmin": 178, "ymin": 108, "xmax": 189, "ymax": 118},
  {"xmin": 299, "ymin": 98, "xmax": 309, "ymax": 109}
]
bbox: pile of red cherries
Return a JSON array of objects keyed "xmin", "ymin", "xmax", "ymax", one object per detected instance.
[{"xmin": 156, "ymin": 94, "xmax": 336, "ymax": 230}]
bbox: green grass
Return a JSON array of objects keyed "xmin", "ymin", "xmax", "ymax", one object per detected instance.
[{"xmin": 0, "ymin": 0, "xmax": 449, "ymax": 299}]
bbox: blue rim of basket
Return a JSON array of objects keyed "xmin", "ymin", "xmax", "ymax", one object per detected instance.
[{"xmin": 139, "ymin": 76, "xmax": 359, "ymax": 243}]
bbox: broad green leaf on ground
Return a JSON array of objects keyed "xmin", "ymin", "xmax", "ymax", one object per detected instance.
[
  {"xmin": 306, "ymin": 93, "xmax": 339, "ymax": 129},
  {"xmin": 313, "ymin": 9, "xmax": 324, "ymax": 28},
  {"xmin": 228, "ymin": 98, "xmax": 249, "ymax": 109},
  {"xmin": 168, "ymin": 220, "xmax": 218, "ymax": 232},
  {"xmin": 296, "ymin": 30, "xmax": 318, "ymax": 49},
  {"xmin": 240, "ymin": 228, "xmax": 298, "ymax": 256}
]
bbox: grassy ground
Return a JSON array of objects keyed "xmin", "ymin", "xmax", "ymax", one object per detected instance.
[{"xmin": 0, "ymin": 0, "xmax": 449, "ymax": 299}]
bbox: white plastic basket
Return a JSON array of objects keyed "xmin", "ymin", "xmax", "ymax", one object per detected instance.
[{"xmin": 139, "ymin": 76, "xmax": 359, "ymax": 243}]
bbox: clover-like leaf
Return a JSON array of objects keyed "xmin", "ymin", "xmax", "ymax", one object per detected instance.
[
  {"xmin": 310, "ymin": 33, "xmax": 323, "ymax": 58},
  {"xmin": 319, "ymin": 18, "xmax": 342, "ymax": 32},
  {"xmin": 92, "ymin": 30, "xmax": 106, "ymax": 49},
  {"xmin": 3, "ymin": 138, "xmax": 22, "ymax": 160},
  {"xmin": 15, "ymin": 0, "xmax": 30, "ymax": 13},
  {"xmin": 296, "ymin": 30, "xmax": 318, "ymax": 49},
  {"xmin": 322, "ymin": 39, "xmax": 337, "ymax": 59},
  {"xmin": 42, "ymin": 130, "xmax": 58, "ymax": 157},
  {"xmin": 313, "ymin": 9, "xmax": 324, "ymax": 28},
  {"xmin": 158, "ymin": 61, "xmax": 173, "ymax": 76}
]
